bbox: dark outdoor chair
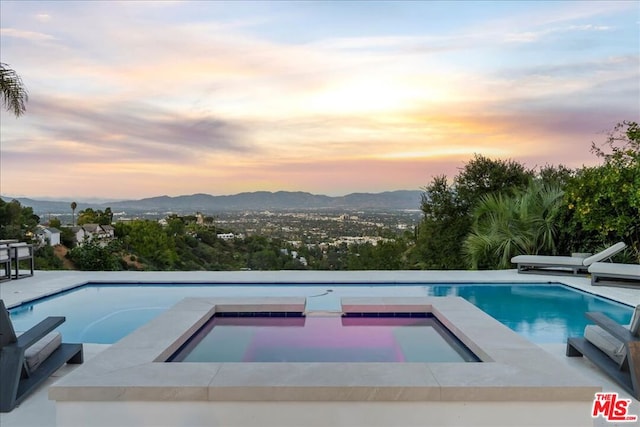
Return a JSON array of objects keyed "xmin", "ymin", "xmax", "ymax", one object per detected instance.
[
  {"xmin": 566, "ymin": 306, "xmax": 640, "ymax": 400},
  {"xmin": 0, "ymin": 245, "xmax": 10, "ymax": 282},
  {"xmin": 0, "ymin": 299, "xmax": 83, "ymax": 412},
  {"xmin": 8, "ymin": 243, "xmax": 34, "ymax": 279}
]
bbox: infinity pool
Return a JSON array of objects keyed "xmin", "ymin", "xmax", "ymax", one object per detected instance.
[{"xmin": 7, "ymin": 282, "xmax": 633, "ymax": 344}]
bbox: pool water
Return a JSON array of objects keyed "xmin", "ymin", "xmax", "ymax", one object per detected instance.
[
  {"xmin": 6, "ymin": 283, "xmax": 634, "ymax": 344},
  {"xmin": 169, "ymin": 314, "xmax": 480, "ymax": 363}
]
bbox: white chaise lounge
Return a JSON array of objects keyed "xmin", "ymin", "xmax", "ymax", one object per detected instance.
[
  {"xmin": 511, "ymin": 242, "xmax": 626, "ymax": 275},
  {"xmin": 589, "ymin": 262, "xmax": 640, "ymax": 287}
]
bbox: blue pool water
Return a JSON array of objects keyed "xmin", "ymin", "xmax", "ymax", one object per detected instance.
[{"xmin": 7, "ymin": 283, "xmax": 634, "ymax": 344}]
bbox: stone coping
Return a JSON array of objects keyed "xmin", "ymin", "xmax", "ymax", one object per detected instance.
[{"xmin": 49, "ymin": 296, "xmax": 600, "ymax": 403}]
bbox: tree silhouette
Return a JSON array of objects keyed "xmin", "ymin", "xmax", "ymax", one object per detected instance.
[{"xmin": 71, "ymin": 201, "xmax": 77, "ymax": 226}]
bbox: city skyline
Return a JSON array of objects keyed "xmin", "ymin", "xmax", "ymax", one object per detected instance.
[{"xmin": 1, "ymin": 1, "xmax": 638, "ymax": 199}]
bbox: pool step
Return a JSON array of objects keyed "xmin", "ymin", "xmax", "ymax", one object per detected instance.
[
  {"xmin": 304, "ymin": 310, "xmax": 343, "ymax": 317},
  {"xmin": 304, "ymin": 295, "xmax": 342, "ymax": 316}
]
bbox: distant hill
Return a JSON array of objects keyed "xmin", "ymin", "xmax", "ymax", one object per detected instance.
[{"xmin": 2, "ymin": 190, "xmax": 423, "ymax": 216}]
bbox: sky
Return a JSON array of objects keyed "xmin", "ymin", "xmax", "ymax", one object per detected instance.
[{"xmin": 0, "ymin": 1, "xmax": 638, "ymax": 201}]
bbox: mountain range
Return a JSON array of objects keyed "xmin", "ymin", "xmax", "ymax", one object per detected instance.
[{"xmin": 2, "ymin": 190, "xmax": 423, "ymax": 216}]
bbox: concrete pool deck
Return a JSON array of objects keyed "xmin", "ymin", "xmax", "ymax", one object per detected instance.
[{"xmin": 1, "ymin": 269, "xmax": 639, "ymax": 426}]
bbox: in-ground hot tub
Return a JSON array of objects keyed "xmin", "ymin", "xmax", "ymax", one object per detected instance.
[
  {"xmin": 50, "ymin": 296, "xmax": 600, "ymax": 427},
  {"xmin": 169, "ymin": 312, "xmax": 480, "ymax": 363}
]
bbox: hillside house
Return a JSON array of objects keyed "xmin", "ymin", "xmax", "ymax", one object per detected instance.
[
  {"xmin": 35, "ymin": 227, "xmax": 61, "ymax": 246},
  {"xmin": 72, "ymin": 224, "xmax": 114, "ymax": 245}
]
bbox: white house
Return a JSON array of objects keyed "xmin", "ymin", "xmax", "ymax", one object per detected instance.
[
  {"xmin": 36, "ymin": 227, "xmax": 61, "ymax": 246},
  {"xmin": 72, "ymin": 224, "xmax": 114, "ymax": 245}
]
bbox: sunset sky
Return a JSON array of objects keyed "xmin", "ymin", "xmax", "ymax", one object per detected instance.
[{"xmin": 1, "ymin": 1, "xmax": 638, "ymax": 201}]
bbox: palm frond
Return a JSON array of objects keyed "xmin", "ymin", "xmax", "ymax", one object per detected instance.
[{"xmin": 0, "ymin": 63, "xmax": 28, "ymax": 117}]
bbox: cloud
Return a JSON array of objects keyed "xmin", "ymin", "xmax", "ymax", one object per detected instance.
[
  {"xmin": 35, "ymin": 14, "xmax": 51, "ymax": 23},
  {"xmin": 0, "ymin": 28, "xmax": 55, "ymax": 42},
  {"xmin": 2, "ymin": 94, "xmax": 250, "ymax": 166},
  {"xmin": 504, "ymin": 23, "xmax": 614, "ymax": 44},
  {"xmin": 0, "ymin": 1, "xmax": 637, "ymax": 199}
]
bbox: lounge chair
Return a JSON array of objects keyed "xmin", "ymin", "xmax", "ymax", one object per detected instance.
[
  {"xmin": 0, "ymin": 299, "xmax": 83, "ymax": 412},
  {"xmin": 8, "ymin": 242, "xmax": 34, "ymax": 279},
  {"xmin": 0, "ymin": 245, "xmax": 10, "ymax": 282},
  {"xmin": 566, "ymin": 305, "xmax": 640, "ymax": 400},
  {"xmin": 511, "ymin": 242, "xmax": 626, "ymax": 275},
  {"xmin": 589, "ymin": 262, "xmax": 640, "ymax": 287}
]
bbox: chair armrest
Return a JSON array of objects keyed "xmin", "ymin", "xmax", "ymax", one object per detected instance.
[
  {"xmin": 15, "ymin": 317, "xmax": 65, "ymax": 349},
  {"xmin": 586, "ymin": 312, "xmax": 639, "ymax": 343}
]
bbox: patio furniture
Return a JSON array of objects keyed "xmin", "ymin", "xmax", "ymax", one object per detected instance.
[
  {"xmin": 0, "ymin": 245, "xmax": 10, "ymax": 282},
  {"xmin": 511, "ymin": 242, "xmax": 626, "ymax": 275},
  {"xmin": 566, "ymin": 306, "xmax": 640, "ymax": 400},
  {"xmin": 0, "ymin": 299, "xmax": 83, "ymax": 412},
  {"xmin": 589, "ymin": 262, "xmax": 640, "ymax": 287},
  {"xmin": 9, "ymin": 242, "xmax": 34, "ymax": 279}
]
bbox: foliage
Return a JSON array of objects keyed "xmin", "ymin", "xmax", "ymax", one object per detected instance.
[
  {"xmin": 464, "ymin": 183, "xmax": 564, "ymax": 269},
  {"xmin": 411, "ymin": 155, "xmax": 534, "ymax": 269},
  {"xmin": 453, "ymin": 154, "xmax": 534, "ymax": 212},
  {"xmin": 538, "ymin": 164, "xmax": 574, "ymax": 188},
  {"xmin": 48, "ymin": 217, "xmax": 62, "ymax": 228},
  {"xmin": 0, "ymin": 63, "xmax": 28, "ymax": 117},
  {"xmin": 116, "ymin": 220, "xmax": 177, "ymax": 269},
  {"xmin": 59, "ymin": 227, "xmax": 76, "ymax": 247},
  {"xmin": 564, "ymin": 121, "xmax": 640, "ymax": 261},
  {"xmin": 77, "ymin": 207, "xmax": 113, "ymax": 225},
  {"xmin": 68, "ymin": 239, "xmax": 122, "ymax": 271},
  {"xmin": 0, "ymin": 199, "xmax": 39, "ymax": 240},
  {"xmin": 34, "ymin": 246, "xmax": 64, "ymax": 270},
  {"xmin": 346, "ymin": 240, "xmax": 407, "ymax": 270}
]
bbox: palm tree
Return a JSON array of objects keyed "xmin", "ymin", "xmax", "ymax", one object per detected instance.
[
  {"xmin": 0, "ymin": 63, "xmax": 28, "ymax": 117},
  {"xmin": 71, "ymin": 202, "xmax": 77, "ymax": 227},
  {"xmin": 464, "ymin": 183, "xmax": 564, "ymax": 269}
]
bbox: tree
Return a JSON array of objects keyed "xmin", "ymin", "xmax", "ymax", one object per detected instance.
[
  {"xmin": 116, "ymin": 220, "xmax": 177, "ymax": 269},
  {"xmin": 68, "ymin": 239, "xmax": 121, "ymax": 271},
  {"xmin": 70, "ymin": 202, "xmax": 77, "ymax": 226},
  {"xmin": 0, "ymin": 63, "xmax": 28, "ymax": 117},
  {"xmin": 564, "ymin": 121, "xmax": 640, "ymax": 261},
  {"xmin": 410, "ymin": 155, "xmax": 534, "ymax": 269},
  {"xmin": 77, "ymin": 207, "xmax": 113, "ymax": 225},
  {"xmin": 0, "ymin": 199, "xmax": 39, "ymax": 240},
  {"xmin": 464, "ymin": 183, "xmax": 564, "ymax": 269},
  {"xmin": 454, "ymin": 154, "xmax": 534, "ymax": 213},
  {"xmin": 408, "ymin": 175, "xmax": 469, "ymax": 269}
]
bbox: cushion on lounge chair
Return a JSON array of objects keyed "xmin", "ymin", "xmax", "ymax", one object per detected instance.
[
  {"xmin": 0, "ymin": 245, "xmax": 9, "ymax": 262},
  {"xmin": 18, "ymin": 331, "xmax": 62, "ymax": 372},
  {"xmin": 583, "ymin": 305, "xmax": 640, "ymax": 365},
  {"xmin": 584, "ymin": 325, "xmax": 626, "ymax": 365},
  {"xmin": 511, "ymin": 242, "xmax": 627, "ymax": 269},
  {"xmin": 583, "ymin": 242, "xmax": 627, "ymax": 266},
  {"xmin": 510, "ymin": 255, "xmax": 584, "ymax": 267},
  {"xmin": 589, "ymin": 262, "xmax": 640, "ymax": 282}
]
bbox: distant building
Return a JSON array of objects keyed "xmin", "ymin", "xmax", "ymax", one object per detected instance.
[
  {"xmin": 217, "ymin": 233, "xmax": 235, "ymax": 241},
  {"xmin": 101, "ymin": 225, "xmax": 115, "ymax": 238},
  {"xmin": 35, "ymin": 227, "xmax": 61, "ymax": 246},
  {"xmin": 72, "ymin": 224, "xmax": 114, "ymax": 245}
]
